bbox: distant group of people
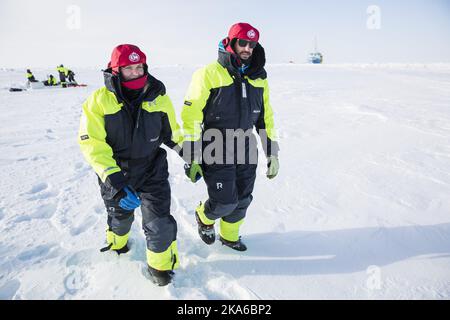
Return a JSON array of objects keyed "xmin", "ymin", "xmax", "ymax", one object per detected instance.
[{"xmin": 26, "ymin": 65, "xmax": 77, "ymax": 87}]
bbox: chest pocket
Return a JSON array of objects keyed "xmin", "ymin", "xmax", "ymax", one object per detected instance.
[
  {"xmin": 247, "ymin": 85, "xmax": 264, "ymax": 124},
  {"xmin": 204, "ymin": 85, "xmax": 238, "ymax": 127},
  {"xmin": 140, "ymin": 110, "xmax": 162, "ymax": 152},
  {"xmin": 104, "ymin": 110, "xmax": 129, "ymax": 152}
]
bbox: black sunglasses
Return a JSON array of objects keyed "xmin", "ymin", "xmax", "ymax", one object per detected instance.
[{"xmin": 237, "ymin": 39, "xmax": 257, "ymax": 49}]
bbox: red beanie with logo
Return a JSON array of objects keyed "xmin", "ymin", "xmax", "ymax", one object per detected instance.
[
  {"xmin": 228, "ymin": 22, "xmax": 259, "ymax": 42},
  {"xmin": 110, "ymin": 44, "xmax": 146, "ymax": 72},
  {"xmin": 224, "ymin": 22, "xmax": 260, "ymax": 54},
  {"xmin": 109, "ymin": 44, "xmax": 148, "ymax": 89}
]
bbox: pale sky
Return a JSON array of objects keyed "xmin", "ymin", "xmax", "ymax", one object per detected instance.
[{"xmin": 1, "ymin": 0, "xmax": 449, "ymax": 68}]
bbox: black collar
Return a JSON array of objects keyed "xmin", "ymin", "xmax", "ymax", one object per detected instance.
[{"xmin": 103, "ymin": 69, "xmax": 166, "ymax": 105}]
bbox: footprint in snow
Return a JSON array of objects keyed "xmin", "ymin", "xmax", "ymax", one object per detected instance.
[
  {"xmin": 29, "ymin": 203, "xmax": 57, "ymax": 219},
  {"xmin": 0, "ymin": 280, "xmax": 21, "ymax": 299},
  {"xmin": 70, "ymin": 215, "xmax": 99, "ymax": 236}
]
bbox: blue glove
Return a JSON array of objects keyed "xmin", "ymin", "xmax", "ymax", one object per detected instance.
[{"xmin": 117, "ymin": 186, "xmax": 141, "ymax": 211}]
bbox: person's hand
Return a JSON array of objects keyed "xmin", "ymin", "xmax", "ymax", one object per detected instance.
[
  {"xmin": 184, "ymin": 161, "xmax": 203, "ymax": 183},
  {"xmin": 266, "ymin": 156, "xmax": 279, "ymax": 179},
  {"xmin": 115, "ymin": 186, "xmax": 141, "ymax": 211}
]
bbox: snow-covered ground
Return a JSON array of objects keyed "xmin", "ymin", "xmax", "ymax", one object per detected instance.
[{"xmin": 0, "ymin": 63, "xmax": 450, "ymax": 299}]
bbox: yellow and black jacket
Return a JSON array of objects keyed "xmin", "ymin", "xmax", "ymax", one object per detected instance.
[
  {"xmin": 57, "ymin": 66, "xmax": 69, "ymax": 77},
  {"xmin": 78, "ymin": 71, "xmax": 182, "ymax": 197},
  {"xmin": 181, "ymin": 41, "xmax": 279, "ymax": 162},
  {"xmin": 26, "ymin": 72, "xmax": 36, "ymax": 82},
  {"xmin": 48, "ymin": 76, "xmax": 57, "ymax": 85}
]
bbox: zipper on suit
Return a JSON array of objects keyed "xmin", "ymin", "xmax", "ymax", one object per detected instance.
[{"xmin": 241, "ymin": 82, "xmax": 247, "ymax": 98}]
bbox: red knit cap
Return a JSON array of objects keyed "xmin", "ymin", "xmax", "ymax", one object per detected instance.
[
  {"xmin": 109, "ymin": 44, "xmax": 148, "ymax": 90},
  {"xmin": 224, "ymin": 22, "xmax": 260, "ymax": 54},
  {"xmin": 109, "ymin": 44, "xmax": 147, "ymax": 73},
  {"xmin": 228, "ymin": 22, "xmax": 259, "ymax": 42}
]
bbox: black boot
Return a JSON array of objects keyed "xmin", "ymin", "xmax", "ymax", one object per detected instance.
[
  {"xmin": 219, "ymin": 236, "xmax": 247, "ymax": 252},
  {"xmin": 100, "ymin": 243, "xmax": 130, "ymax": 255},
  {"xmin": 114, "ymin": 244, "xmax": 130, "ymax": 255},
  {"xmin": 195, "ymin": 211, "xmax": 215, "ymax": 245},
  {"xmin": 147, "ymin": 265, "xmax": 174, "ymax": 286}
]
